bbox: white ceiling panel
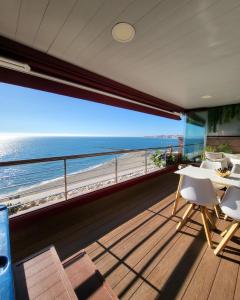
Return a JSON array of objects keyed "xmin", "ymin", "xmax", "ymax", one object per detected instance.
[
  {"xmin": 48, "ymin": 0, "xmax": 105, "ymax": 56},
  {"xmin": 16, "ymin": 0, "xmax": 49, "ymax": 45},
  {"xmin": 71, "ymin": 0, "xmax": 161, "ymax": 66},
  {"xmin": 62, "ymin": 0, "xmax": 134, "ymax": 62},
  {"xmin": 0, "ymin": 0, "xmax": 21, "ymax": 39},
  {"xmin": 1, "ymin": 0, "xmax": 240, "ymax": 109},
  {"xmin": 32, "ymin": 0, "xmax": 76, "ymax": 51}
]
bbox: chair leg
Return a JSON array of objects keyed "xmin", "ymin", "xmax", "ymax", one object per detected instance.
[
  {"xmin": 172, "ymin": 175, "xmax": 183, "ymax": 216},
  {"xmin": 220, "ymin": 222, "xmax": 233, "ymax": 237},
  {"xmin": 205, "ymin": 208, "xmax": 216, "ymax": 230},
  {"xmin": 214, "ymin": 221, "xmax": 240, "ymax": 256},
  {"xmin": 176, "ymin": 203, "xmax": 194, "ymax": 231},
  {"xmin": 224, "ymin": 214, "xmax": 228, "ymax": 221},
  {"xmin": 200, "ymin": 206, "xmax": 213, "ymax": 248},
  {"xmin": 214, "ymin": 205, "xmax": 221, "ymax": 219}
]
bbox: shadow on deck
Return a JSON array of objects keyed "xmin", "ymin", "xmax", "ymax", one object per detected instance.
[{"xmin": 11, "ymin": 173, "xmax": 240, "ymax": 299}]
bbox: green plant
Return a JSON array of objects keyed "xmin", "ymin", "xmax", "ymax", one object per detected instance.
[
  {"xmin": 166, "ymin": 153, "xmax": 176, "ymax": 165},
  {"xmin": 208, "ymin": 104, "xmax": 240, "ymax": 132},
  {"xmin": 151, "ymin": 149, "xmax": 176, "ymax": 167},
  {"xmin": 216, "ymin": 143, "xmax": 232, "ymax": 153},
  {"xmin": 151, "ymin": 150, "xmax": 164, "ymax": 167},
  {"xmin": 202, "ymin": 143, "xmax": 232, "ymax": 160},
  {"xmin": 6, "ymin": 202, "xmax": 21, "ymax": 215},
  {"xmin": 182, "ymin": 154, "xmax": 190, "ymax": 162},
  {"xmin": 201, "ymin": 145, "xmax": 217, "ymax": 160},
  {"xmin": 205, "ymin": 145, "xmax": 217, "ymax": 152}
]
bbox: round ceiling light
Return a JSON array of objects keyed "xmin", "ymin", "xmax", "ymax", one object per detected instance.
[
  {"xmin": 112, "ymin": 22, "xmax": 135, "ymax": 43},
  {"xmin": 201, "ymin": 95, "xmax": 212, "ymax": 99}
]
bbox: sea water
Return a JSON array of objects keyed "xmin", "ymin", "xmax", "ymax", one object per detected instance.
[{"xmin": 0, "ymin": 136, "xmax": 180, "ymax": 196}]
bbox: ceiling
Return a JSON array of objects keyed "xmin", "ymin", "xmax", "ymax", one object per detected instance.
[{"xmin": 1, "ymin": 0, "xmax": 240, "ymax": 109}]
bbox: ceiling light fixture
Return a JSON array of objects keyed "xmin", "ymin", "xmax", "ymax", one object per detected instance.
[
  {"xmin": 201, "ymin": 95, "xmax": 212, "ymax": 99},
  {"xmin": 112, "ymin": 22, "xmax": 135, "ymax": 43}
]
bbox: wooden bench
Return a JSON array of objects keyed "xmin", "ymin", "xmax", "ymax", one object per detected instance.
[{"xmin": 13, "ymin": 246, "xmax": 118, "ymax": 300}]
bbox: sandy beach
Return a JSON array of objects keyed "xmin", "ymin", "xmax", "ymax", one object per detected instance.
[{"xmin": 2, "ymin": 151, "xmax": 161, "ymax": 215}]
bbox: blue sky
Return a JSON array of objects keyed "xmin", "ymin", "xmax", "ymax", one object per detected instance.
[{"xmin": 0, "ymin": 83, "xmax": 184, "ymax": 137}]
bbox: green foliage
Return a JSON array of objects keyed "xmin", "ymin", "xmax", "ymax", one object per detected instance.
[
  {"xmin": 201, "ymin": 145, "xmax": 222, "ymax": 160},
  {"xmin": 205, "ymin": 145, "xmax": 217, "ymax": 152},
  {"xmin": 216, "ymin": 143, "xmax": 232, "ymax": 153},
  {"xmin": 6, "ymin": 202, "xmax": 21, "ymax": 215},
  {"xmin": 202, "ymin": 143, "xmax": 232, "ymax": 159},
  {"xmin": 151, "ymin": 150, "xmax": 164, "ymax": 167},
  {"xmin": 166, "ymin": 153, "xmax": 176, "ymax": 165},
  {"xmin": 151, "ymin": 149, "xmax": 176, "ymax": 167},
  {"xmin": 182, "ymin": 154, "xmax": 190, "ymax": 162},
  {"xmin": 208, "ymin": 104, "xmax": 240, "ymax": 132}
]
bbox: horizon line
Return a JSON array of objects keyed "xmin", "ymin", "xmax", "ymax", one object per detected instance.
[{"xmin": 0, "ymin": 132, "xmax": 183, "ymax": 139}]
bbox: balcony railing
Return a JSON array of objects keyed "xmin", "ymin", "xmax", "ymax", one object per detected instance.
[{"xmin": 0, "ymin": 143, "xmax": 203, "ymax": 216}]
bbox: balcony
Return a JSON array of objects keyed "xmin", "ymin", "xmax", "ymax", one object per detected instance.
[
  {"xmin": 10, "ymin": 172, "xmax": 240, "ymax": 299},
  {"xmin": 1, "ymin": 2, "xmax": 240, "ymax": 298},
  {"xmin": 0, "ymin": 146, "xmax": 183, "ymax": 216}
]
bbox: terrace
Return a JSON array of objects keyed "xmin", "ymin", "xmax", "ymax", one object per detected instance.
[
  {"xmin": 10, "ymin": 173, "xmax": 240, "ymax": 299},
  {"xmin": 1, "ymin": 1, "xmax": 240, "ymax": 299}
]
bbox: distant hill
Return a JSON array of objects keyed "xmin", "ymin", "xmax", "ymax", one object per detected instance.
[{"xmin": 144, "ymin": 135, "xmax": 183, "ymax": 139}]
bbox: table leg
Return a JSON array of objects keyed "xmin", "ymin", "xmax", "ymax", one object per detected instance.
[{"xmin": 172, "ymin": 175, "xmax": 183, "ymax": 216}]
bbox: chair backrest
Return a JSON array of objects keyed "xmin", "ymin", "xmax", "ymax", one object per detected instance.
[
  {"xmin": 232, "ymin": 164, "xmax": 240, "ymax": 174},
  {"xmin": 205, "ymin": 152, "xmax": 223, "ymax": 160},
  {"xmin": 220, "ymin": 186, "xmax": 240, "ymax": 221},
  {"xmin": 180, "ymin": 175, "xmax": 217, "ymax": 206},
  {"xmin": 200, "ymin": 159, "xmax": 227, "ymax": 170}
]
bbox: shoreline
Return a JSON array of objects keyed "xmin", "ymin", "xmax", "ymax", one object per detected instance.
[
  {"xmin": 3, "ymin": 158, "xmax": 111, "ymax": 198},
  {"xmin": 2, "ymin": 151, "xmax": 161, "ymax": 215}
]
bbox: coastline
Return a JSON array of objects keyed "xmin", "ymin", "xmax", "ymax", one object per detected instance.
[{"xmin": 2, "ymin": 151, "xmax": 160, "ymax": 215}]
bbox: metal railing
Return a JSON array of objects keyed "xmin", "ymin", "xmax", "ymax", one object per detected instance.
[{"xmin": 0, "ymin": 143, "xmax": 203, "ymax": 215}]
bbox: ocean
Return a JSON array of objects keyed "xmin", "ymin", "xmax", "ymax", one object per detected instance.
[{"xmin": 0, "ymin": 136, "xmax": 179, "ymax": 196}]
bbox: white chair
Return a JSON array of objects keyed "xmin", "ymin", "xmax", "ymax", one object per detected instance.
[
  {"xmin": 232, "ymin": 164, "xmax": 240, "ymax": 174},
  {"xmin": 205, "ymin": 151, "xmax": 223, "ymax": 160},
  {"xmin": 214, "ymin": 186, "xmax": 240, "ymax": 255},
  {"xmin": 176, "ymin": 175, "xmax": 219, "ymax": 248},
  {"xmin": 200, "ymin": 159, "xmax": 227, "ymax": 170},
  {"xmin": 172, "ymin": 160, "xmax": 224, "ymax": 217},
  {"xmin": 200, "ymin": 160, "xmax": 226, "ymax": 195}
]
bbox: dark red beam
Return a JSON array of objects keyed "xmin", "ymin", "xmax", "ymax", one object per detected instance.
[
  {"xmin": 0, "ymin": 35, "xmax": 183, "ymax": 119},
  {"xmin": 0, "ymin": 67, "xmax": 180, "ymax": 120}
]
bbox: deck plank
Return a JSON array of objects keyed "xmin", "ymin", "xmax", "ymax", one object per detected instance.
[
  {"xmin": 13, "ymin": 246, "xmax": 77, "ymax": 300},
  {"xmin": 208, "ymin": 219, "xmax": 240, "ymax": 300},
  {"xmin": 129, "ymin": 206, "xmax": 205, "ymax": 299},
  {"xmin": 90, "ymin": 196, "xmax": 181, "ymax": 288},
  {"xmin": 11, "ymin": 174, "xmax": 177, "ymax": 261},
  {"xmin": 10, "ymin": 173, "xmax": 240, "ymax": 299}
]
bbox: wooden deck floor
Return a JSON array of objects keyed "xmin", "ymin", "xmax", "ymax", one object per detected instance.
[{"xmin": 11, "ymin": 173, "xmax": 240, "ymax": 299}]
